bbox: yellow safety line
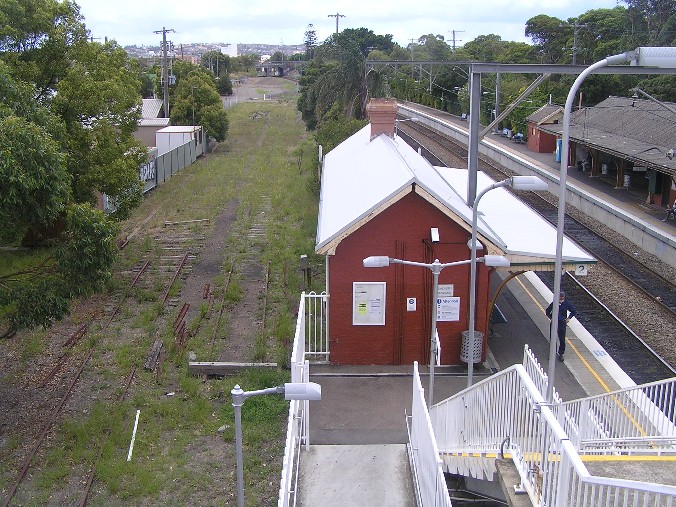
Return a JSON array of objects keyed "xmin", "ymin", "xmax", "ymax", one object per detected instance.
[
  {"xmin": 513, "ymin": 276, "xmax": 649, "ymax": 437},
  {"xmin": 443, "ymin": 452, "xmax": 676, "ymax": 462},
  {"xmin": 580, "ymin": 454, "xmax": 676, "ymax": 462}
]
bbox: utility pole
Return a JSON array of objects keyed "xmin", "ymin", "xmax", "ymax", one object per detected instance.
[
  {"xmin": 153, "ymin": 27, "xmax": 175, "ymax": 118},
  {"xmin": 560, "ymin": 19, "xmax": 587, "ymax": 65},
  {"xmin": 327, "ymin": 12, "xmax": 345, "ymax": 34},
  {"xmin": 449, "ymin": 30, "xmax": 464, "ymax": 52}
]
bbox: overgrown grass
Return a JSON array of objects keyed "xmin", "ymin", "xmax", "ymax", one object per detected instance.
[{"xmin": 8, "ymin": 89, "xmax": 323, "ymax": 505}]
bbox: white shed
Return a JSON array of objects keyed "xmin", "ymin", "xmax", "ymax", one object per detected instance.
[{"xmin": 155, "ymin": 126, "xmax": 203, "ymax": 156}]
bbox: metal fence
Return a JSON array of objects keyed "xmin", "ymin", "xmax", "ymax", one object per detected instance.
[
  {"xmin": 430, "ymin": 364, "xmax": 676, "ymax": 506},
  {"xmin": 143, "ymin": 140, "xmax": 198, "ymax": 193},
  {"xmin": 278, "ymin": 293, "xmax": 312, "ymax": 507},
  {"xmin": 558, "ymin": 378, "xmax": 676, "ymax": 454},
  {"xmin": 303, "ymin": 292, "xmax": 328, "ymax": 363},
  {"xmin": 408, "ymin": 362, "xmax": 453, "ymax": 507}
]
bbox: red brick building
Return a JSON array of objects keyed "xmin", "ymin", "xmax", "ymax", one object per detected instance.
[{"xmin": 315, "ymin": 99, "xmax": 594, "ymax": 366}]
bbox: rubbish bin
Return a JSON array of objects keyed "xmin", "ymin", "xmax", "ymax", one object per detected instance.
[
  {"xmin": 555, "ymin": 139, "xmax": 562, "ymax": 162},
  {"xmin": 460, "ymin": 330, "xmax": 483, "ymax": 364}
]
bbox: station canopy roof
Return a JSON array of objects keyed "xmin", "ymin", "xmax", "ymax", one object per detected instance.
[{"xmin": 316, "ymin": 123, "xmax": 595, "ymax": 272}]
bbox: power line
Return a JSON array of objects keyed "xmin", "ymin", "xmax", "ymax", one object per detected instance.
[{"xmin": 327, "ymin": 12, "xmax": 345, "ymax": 34}]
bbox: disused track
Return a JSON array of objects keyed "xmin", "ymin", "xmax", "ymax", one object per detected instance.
[
  {"xmin": 396, "ymin": 115, "xmax": 676, "ymax": 381},
  {"xmin": 1, "ymin": 216, "xmax": 210, "ymax": 506}
]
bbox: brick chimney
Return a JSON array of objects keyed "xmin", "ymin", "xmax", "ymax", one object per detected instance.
[{"xmin": 366, "ymin": 98, "xmax": 398, "ymax": 140}]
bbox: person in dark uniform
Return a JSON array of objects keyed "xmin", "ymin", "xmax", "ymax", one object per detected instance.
[{"xmin": 546, "ymin": 291, "xmax": 577, "ymax": 362}]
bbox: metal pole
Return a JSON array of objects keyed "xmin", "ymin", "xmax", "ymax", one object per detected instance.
[
  {"xmin": 231, "ymin": 385, "xmax": 245, "ymax": 507},
  {"xmin": 467, "ymin": 68, "xmax": 481, "ymax": 205},
  {"xmin": 469, "ymin": 180, "xmax": 510, "ymax": 388},
  {"xmin": 546, "ymin": 52, "xmax": 632, "ymax": 403},
  {"xmin": 429, "ymin": 262, "xmax": 441, "ymax": 407}
]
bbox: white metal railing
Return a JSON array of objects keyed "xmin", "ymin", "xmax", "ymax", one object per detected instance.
[
  {"xmin": 303, "ymin": 291, "xmax": 329, "ymax": 362},
  {"xmin": 278, "ymin": 294, "xmax": 312, "ymax": 507},
  {"xmin": 557, "ymin": 378, "xmax": 676, "ymax": 454},
  {"xmin": 523, "ymin": 344, "xmax": 562, "ymax": 405},
  {"xmin": 430, "ymin": 364, "xmax": 676, "ymax": 506},
  {"xmin": 409, "ymin": 362, "xmax": 452, "ymax": 507}
]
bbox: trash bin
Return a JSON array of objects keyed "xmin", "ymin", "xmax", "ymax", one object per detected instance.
[
  {"xmin": 555, "ymin": 139, "xmax": 562, "ymax": 162},
  {"xmin": 460, "ymin": 330, "xmax": 483, "ymax": 364}
]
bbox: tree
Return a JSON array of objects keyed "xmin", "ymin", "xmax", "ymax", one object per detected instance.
[
  {"xmin": 304, "ymin": 24, "xmax": 317, "ymax": 59},
  {"xmin": 0, "ymin": 61, "xmax": 70, "ymax": 242},
  {"xmin": 0, "ymin": 0, "xmax": 145, "ymax": 332},
  {"xmin": 170, "ymin": 66, "xmax": 229, "ymax": 141},
  {"xmin": 622, "ymin": 0, "xmax": 676, "ymax": 43},
  {"xmin": 525, "ymin": 15, "xmax": 569, "ymax": 63}
]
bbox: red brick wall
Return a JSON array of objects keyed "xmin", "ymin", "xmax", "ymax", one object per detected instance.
[
  {"xmin": 328, "ymin": 191, "xmax": 493, "ymax": 365},
  {"xmin": 528, "ymin": 122, "xmax": 558, "ymax": 154}
]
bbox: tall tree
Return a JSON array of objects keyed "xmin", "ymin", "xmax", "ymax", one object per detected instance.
[
  {"xmin": 304, "ymin": 24, "xmax": 317, "ymax": 59},
  {"xmin": 622, "ymin": 0, "xmax": 676, "ymax": 42},
  {"xmin": 0, "ymin": 0, "xmax": 146, "ymax": 333}
]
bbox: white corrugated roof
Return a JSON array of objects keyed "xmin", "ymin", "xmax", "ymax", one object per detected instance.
[
  {"xmin": 141, "ymin": 99, "xmax": 163, "ymax": 119},
  {"xmin": 316, "ymin": 124, "xmax": 594, "ymax": 266}
]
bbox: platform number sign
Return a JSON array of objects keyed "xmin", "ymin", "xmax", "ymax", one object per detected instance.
[{"xmin": 575, "ymin": 264, "xmax": 588, "ymax": 276}]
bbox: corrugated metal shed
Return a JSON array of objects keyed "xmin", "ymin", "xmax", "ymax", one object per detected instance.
[
  {"xmin": 316, "ymin": 125, "xmax": 594, "ymax": 268},
  {"xmin": 540, "ymin": 96, "xmax": 676, "ymax": 176}
]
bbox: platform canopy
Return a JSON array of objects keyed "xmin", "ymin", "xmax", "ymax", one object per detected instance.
[{"xmin": 316, "ymin": 123, "xmax": 595, "ymax": 272}]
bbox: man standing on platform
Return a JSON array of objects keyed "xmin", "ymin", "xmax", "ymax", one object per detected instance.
[{"xmin": 546, "ymin": 291, "xmax": 577, "ymax": 362}]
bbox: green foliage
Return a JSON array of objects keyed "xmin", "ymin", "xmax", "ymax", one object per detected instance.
[
  {"xmin": 167, "ymin": 63, "xmax": 229, "ymax": 141},
  {"xmin": 0, "ymin": 115, "xmax": 70, "ymax": 237},
  {"xmin": 314, "ymin": 103, "xmax": 368, "ymax": 153},
  {"xmin": 0, "ymin": 204, "xmax": 118, "ymax": 333},
  {"xmin": 56, "ymin": 204, "xmax": 119, "ymax": 293}
]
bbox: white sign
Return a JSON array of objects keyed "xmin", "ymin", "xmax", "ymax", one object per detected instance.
[
  {"xmin": 575, "ymin": 264, "xmax": 588, "ymax": 276},
  {"xmin": 437, "ymin": 296, "xmax": 460, "ymax": 321},
  {"xmin": 438, "ymin": 284, "xmax": 454, "ymax": 297},
  {"xmin": 407, "ymin": 297, "xmax": 416, "ymax": 311},
  {"xmin": 353, "ymin": 282, "xmax": 386, "ymax": 325}
]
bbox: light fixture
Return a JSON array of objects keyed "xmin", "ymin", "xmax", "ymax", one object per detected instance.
[
  {"xmin": 363, "ymin": 254, "xmax": 509, "ymax": 406},
  {"xmin": 430, "ymin": 227, "xmax": 440, "ymax": 243},
  {"xmin": 232, "ymin": 382, "xmax": 322, "ymax": 507}
]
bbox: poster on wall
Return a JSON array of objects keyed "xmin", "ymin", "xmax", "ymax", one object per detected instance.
[
  {"xmin": 353, "ymin": 282, "xmax": 386, "ymax": 325},
  {"xmin": 437, "ymin": 296, "xmax": 460, "ymax": 321}
]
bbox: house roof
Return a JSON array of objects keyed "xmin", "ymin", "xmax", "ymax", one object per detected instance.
[
  {"xmin": 316, "ymin": 124, "xmax": 594, "ymax": 269},
  {"xmin": 526, "ymin": 104, "xmax": 563, "ymax": 125},
  {"xmin": 539, "ymin": 96, "xmax": 676, "ymax": 176},
  {"xmin": 139, "ymin": 118, "xmax": 171, "ymax": 128},
  {"xmin": 141, "ymin": 99, "xmax": 163, "ymax": 119}
]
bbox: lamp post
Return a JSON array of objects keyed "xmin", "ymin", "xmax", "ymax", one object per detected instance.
[
  {"xmin": 231, "ymin": 382, "xmax": 321, "ymax": 507},
  {"xmin": 363, "ymin": 254, "xmax": 510, "ymax": 406},
  {"xmin": 468, "ymin": 176, "xmax": 548, "ymax": 388},
  {"xmin": 548, "ymin": 46, "xmax": 676, "ymax": 403},
  {"xmin": 190, "ymin": 85, "xmax": 197, "ymax": 126}
]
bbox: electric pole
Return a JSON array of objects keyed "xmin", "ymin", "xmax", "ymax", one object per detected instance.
[
  {"xmin": 560, "ymin": 20, "xmax": 587, "ymax": 65},
  {"xmin": 449, "ymin": 30, "xmax": 464, "ymax": 52},
  {"xmin": 153, "ymin": 27, "xmax": 175, "ymax": 118},
  {"xmin": 327, "ymin": 12, "xmax": 345, "ymax": 34}
]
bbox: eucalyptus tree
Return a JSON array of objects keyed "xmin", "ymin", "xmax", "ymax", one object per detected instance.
[{"xmin": 0, "ymin": 0, "xmax": 145, "ymax": 333}]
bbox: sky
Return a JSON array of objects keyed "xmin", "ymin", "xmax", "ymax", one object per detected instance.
[{"xmin": 73, "ymin": 0, "xmax": 622, "ymax": 49}]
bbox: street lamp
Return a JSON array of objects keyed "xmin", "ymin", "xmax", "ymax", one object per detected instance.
[
  {"xmin": 468, "ymin": 176, "xmax": 547, "ymax": 388},
  {"xmin": 363, "ymin": 254, "xmax": 510, "ymax": 406},
  {"xmin": 190, "ymin": 85, "xmax": 197, "ymax": 126},
  {"xmin": 548, "ymin": 46, "xmax": 676, "ymax": 402},
  {"xmin": 231, "ymin": 382, "xmax": 322, "ymax": 507}
]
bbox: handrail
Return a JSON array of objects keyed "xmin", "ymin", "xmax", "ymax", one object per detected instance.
[
  {"xmin": 557, "ymin": 377, "xmax": 676, "ymax": 453},
  {"xmin": 430, "ymin": 364, "xmax": 676, "ymax": 506},
  {"xmin": 410, "ymin": 362, "xmax": 452, "ymax": 507}
]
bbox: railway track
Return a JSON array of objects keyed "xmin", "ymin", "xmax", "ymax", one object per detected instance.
[
  {"xmin": 396, "ymin": 112, "xmax": 676, "ymax": 381},
  {"xmin": 0, "ymin": 213, "xmax": 210, "ymax": 506}
]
